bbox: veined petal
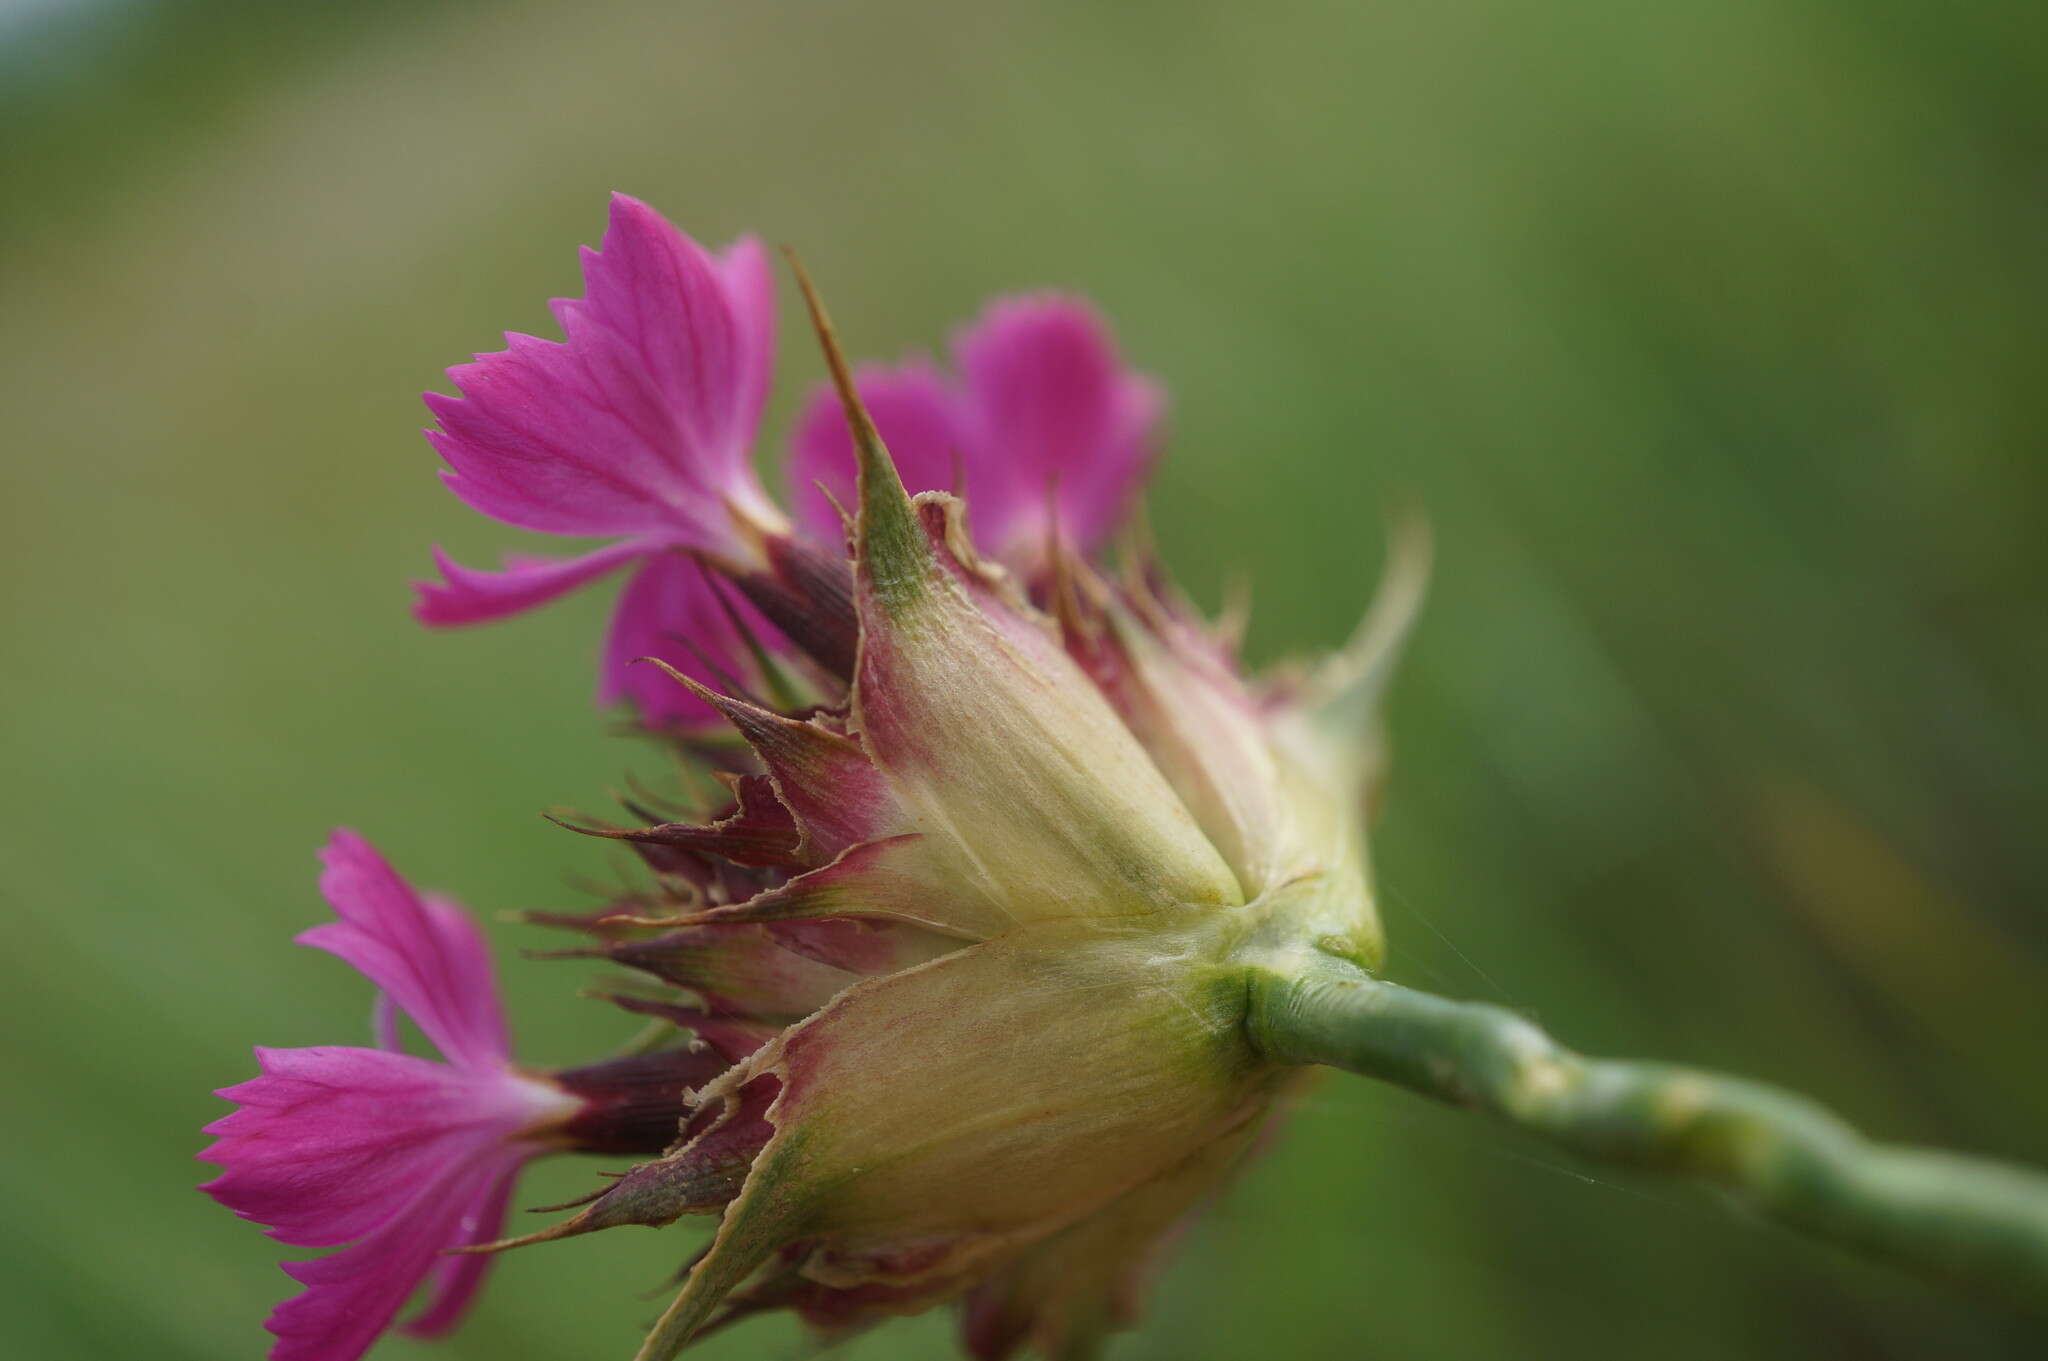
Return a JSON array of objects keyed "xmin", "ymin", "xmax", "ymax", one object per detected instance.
[
  {"xmin": 716, "ymin": 236, "xmax": 778, "ymax": 492},
  {"xmin": 265, "ymin": 1143, "xmax": 530, "ymax": 1361},
  {"xmin": 568, "ymin": 197, "xmax": 761, "ymax": 491},
  {"xmin": 600, "ymin": 551, "xmax": 788, "ymax": 729},
  {"xmin": 426, "ymin": 195, "xmax": 781, "ymax": 553},
  {"xmin": 411, "ymin": 540, "xmax": 652, "ymax": 627},
  {"xmin": 398, "ymin": 1163, "xmax": 522, "ymax": 1338},
  {"xmin": 787, "ymin": 363, "xmax": 963, "ymax": 544},
  {"xmin": 954, "ymin": 295, "xmax": 1161, "ymax": 556},
  {"xmin": 199, "ymin": 1044, "xmax": 568, "ymax": 1247},
  {"xmin": 299, "ymin": 832, "xmax": 511, "ymax": 1070}
]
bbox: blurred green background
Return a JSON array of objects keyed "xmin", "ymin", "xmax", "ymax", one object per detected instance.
[{"xmin": 4, "ymin": 0, "xmax": 2045, "ymax": 1357}]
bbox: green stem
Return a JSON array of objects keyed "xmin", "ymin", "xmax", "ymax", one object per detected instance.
[{"xmin": 1247, "ymin": 961, "xmax": 2048, "ymax": 1309}]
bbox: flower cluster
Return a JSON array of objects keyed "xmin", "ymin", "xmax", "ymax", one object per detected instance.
[{"xmin": 202, "ymin": 195, "xmax": 1421, "ymax": 1361}]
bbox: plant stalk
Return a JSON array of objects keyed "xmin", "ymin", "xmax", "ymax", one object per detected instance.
[{"xmin": 1248, "ymin": 961, "xmax": 2048, "ymax": 1309}]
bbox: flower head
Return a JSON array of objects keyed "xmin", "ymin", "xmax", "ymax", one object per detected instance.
[
  {"xmin": 447, "ymin": 254, "xmax": 1422, "ymax": 1360},
  {"xmin": 210, "ymin": 196, "xmax": 1423, "ymax": 1361}
]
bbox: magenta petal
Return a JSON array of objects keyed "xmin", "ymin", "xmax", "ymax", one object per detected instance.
[
  {"xmin": 372, "ymin": 993, "xmax": 402, "ymax": 1053},
  {"xmin": 954, "ymin": 295, "xmax": 1162, "ymax": 554},
  {"xmin": 424, "ymin": 195, "xmax": 775, "ymax": 551},
  {"xmin": 411, "ymin": 539, "xmax": 652, "ymax": 627},
  {"xmin": 426, "ymin": 343, "xmax": 704, "ymax": 542},
  {"xmin": 574, "ymin": 195, "xmax": 750, "ymax": 471},
  {"xmin": 203, "ymin": 836, "xmax": 576, "ymax": 1359},
  {"xmin": 263, "ymin": 1145, "xmax": 528, "ymax": 1361},
  {"xmin": 200, "ymin": 1045, "xmax": 555, "ymax": 1248},
  {"xmin": 398, "ymin": 1162, "xmax": 521, "ymax": 1337},
  {"xmin": 787, "ymin": 362, "xmax": 965, "ymax": 543},
  {"xmin": 600, "ymin": 551, "xmax": 786, "ymax": 727},
  {"xmin": 301, "ymin": 832, "xmax": 509, "ymax": 1070},
  {"xmin": 717, "ymin": 235, "xmax": 778, "ymax": 477}
]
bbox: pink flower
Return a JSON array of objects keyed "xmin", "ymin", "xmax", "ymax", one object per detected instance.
[
  {"xmin": 786, "ymin": 295, "xmax": 1163, "ymax": 563},
  {"xmin": 199, "ymin": 831, "xmax": 581, "ymax": 1361},
  {"xmin": 413, "ymin": 194, "xmax": 786, "ymax": 727}
]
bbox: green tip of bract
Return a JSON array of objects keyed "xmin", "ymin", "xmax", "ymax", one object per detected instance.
[{"xmin": 780, "ymin": 247, "xmax": 927, "ymax": 610}]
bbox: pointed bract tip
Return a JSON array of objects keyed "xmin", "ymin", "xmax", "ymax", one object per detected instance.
[
  {"xmin": 631, "ymin": 656, "xmax": 725, "ymax": 707},
  {"xmin": 779, "ymin": 248, "xmax": 886, "ymax": 481},
  {"xmin": 1345, "ymin": 510, "xmax": 1432, "ymax": 675},
  {"xmin": 811, "ymin": 479, "xmax": 854, "ymax": 539},
  {"xmin": 447, "ymin": 1215, "xmax": 588, "ymax": 1256},
  {"xmin": 543, "ymin": 810, "xmax": 631, "ymax": 840},
  {"xmin": 592, "ymin": 911, "xmax": 693, "ymax": 929},
  {"xmin": 1306, "ymin": 509, "xmax": 1432, "ymax": 730},
  {"xmin": 779, "ymin": 247, "xmax": 926, "ymax": 598}
]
